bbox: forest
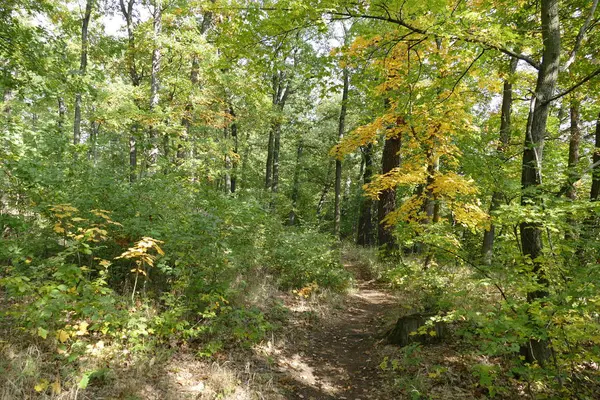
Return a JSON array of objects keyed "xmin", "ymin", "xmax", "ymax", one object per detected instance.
[{"xmin": 1, "ymin": 0, "xmax": 600, "ymax": 398}]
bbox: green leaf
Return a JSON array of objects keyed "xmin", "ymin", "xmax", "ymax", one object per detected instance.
[
  {"xmin": 78, "ymin": 372, "xmax": 91, "ymax": 389},
  {"xmin": 37, "ymin": 327, "xmax": 48, "ymax": 339}
]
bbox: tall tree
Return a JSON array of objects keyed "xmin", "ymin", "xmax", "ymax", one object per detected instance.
[
  {"xmin": 591, "ymin": 114, "xmax": 600, "ymax": 201},
  {"xmin": 334, "ymin": 67, "xmax": 349, "ymax": 236},
  {"xmin": 377, "ymin": 124, "xmax": 400, "ymax": 251},
  {"xmin": 482, "ymin": 57, "xmax": 517, "ymax": 264},
  {"xmin": 148, "ymin": 0, "xmax": 162, "ymax": 167},
  {"xmin": 73, "ymin": 0, "xmax": 93, "ymax": 146},
  {"xmin": 120, "ymin": 0, "xmax": 141, "ymax": 182},
  {"xmin": 519, "ymin": 0, "xmax": 560, "ymax": 365},
  {"xmin": 356, "ymin": 143, "xmax": 374, "ymax": 246}
]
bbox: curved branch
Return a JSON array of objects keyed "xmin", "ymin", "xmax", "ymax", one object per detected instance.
[
  {"xmin": 328, "ymin": 11, "xmax": 540, "ymax": 69},
  {"xmin": 543, "ymin": 67, "xmax": 600, "ymax": 105}
]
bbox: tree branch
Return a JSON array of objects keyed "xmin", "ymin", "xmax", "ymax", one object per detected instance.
[
  {"xmin": 328, "ymin": 11, "xmax": 540, "ymax": 69},
  {"xmin": 562, "ymin": 0, "xmax": 599, "ymax": 72},
  {"xmin": 543, "ymin": 67, "xmax": 600, "ymax": 104},
  {"xmin": 437, "ymin": 48, "xmax": 486, "ymax": 105}
]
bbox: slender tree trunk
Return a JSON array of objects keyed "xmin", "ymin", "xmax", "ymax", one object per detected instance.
[
  {"xmin": 179, "ymin": 6, "xmax": 212, "ymax": 159},
  {"xmin": 565, "ymin": 102, "xmax": 581, "ymax": 200},
  {"xmin": 317, "ymin": 161, "xmax": 334, "ymax": 218},
  {"xmin": 179, "ymin": 57, "xmax": 199, "ymax": 160},
  {"xmin": 590, "ymin": 114, "xmax": 600, "ymax": 201},
  {"xmin": 224, "ymin": 125, "xmax": 232, "ymax": 193},
  {"xmin": 357, "ymin": 144, "xmax": 374, "ymax": 246},
  {"xmin": 265, "ymin": 128, "xmax": 274, "ymax": 189},
  {"xmin": 120, "ymin": 0, "xmax": 140, "ymax": 182},
  {"xmin": 378, "ymin": 133, "xmax": 401, "ymax": 251},
  {"xmin": 519, "ymin": 0, "xmax": 560, "ymax": 365},
  {"xmin": 148, "ymin": 0, "xmax": 162, "ymax": 167},
  {"xmin": 230, "ymin": 106, "xmax": 238, "ymax": 193},
  {"xmin": 482, "ymin": 57, "xmax": 517, "ymax": 264},
  {"xmin": 334, "ymin": 68, "xmax": 350, "ymax": 236},
  {"xmin": 89, "ymin": 107, "xmax": 99, "ymax": 163},
  {"xmin": 288, "ymin": 136, "xmax": 304, "ymax": 225},
  {"xmin": 58, "ymin": 97, "xmax": 66, "ymax": 134},
  {"xmin": 129, "ymin": 135, "xmax": 137, "ymax": 183},
  {"xmin": 272, "ymin": 123, "xmax": 281, "ymax": 193},
  {"xmin": 73, "ymin": 0, "xmax": 93, "ymax": 146}
]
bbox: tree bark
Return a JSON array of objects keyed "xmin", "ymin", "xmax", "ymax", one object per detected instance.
[
  {"xmin": 148, "ymin": 0, "xmax": 162, "ymax": 167},
  {"xmin": 519, "ymin": 0, "xmax": 560, "ymax": 365},
  {"xmin": 591, "ymin": 113, "xmax": 600, "ymax": 201},
  {"xmin": 178, "ymin": 6, "xmax": 212, "ymax": 161},
  {"xmin": 565, "ymin": 102, "xmax": 581, "ymax": 200},
  {"xmin": 129, "ymin": 134, "xmax": 137, "ymax": 183},
  {"xmin": 482, "ymin": 57, "xmax": 517, "ymax": 264},
  {"xmin": 223, "ymin": 117, "xmax": 232, "ymax": 193},
  {"xmin": 73, "ymin": 0, "xmax": 93, "ymax": 146},
  {"xmin": 265, "ymin": 127, "xmax": 274, "ymax": 189},
  {"xmin": 357, "ymin": 144, "xmax": 374, "ymax": 246},
  {"xmin": 230, "ymin": 106, "xmax": 238, "ymax": 193},
  {"xmin": 316, "ymin": 161, "xmax": 333, "ymax": 218},
  {"xmin": 378, "ymin": 132, "xmax": 401, "ymax": 251},
  {"xmin": 334, "ymin": 68, "xmax": 350, "ymax": 236},
  {"xmin": 265, "ymin": 71, "xmax": 290, "ymax": 192},
  {"xmin": 58, "ymin": 97, "xmax": 66, "ymax": 134},
  {"xmin": 272, "ymin": 122, "xmax": 281, "ymax": 193},
  {"xmin": 288, "ymin": 136, "xmax": 304, "ymax": 225},
  {"xmin": 120, "ymin": 0, "xmax": 140, "ymax": 182}
]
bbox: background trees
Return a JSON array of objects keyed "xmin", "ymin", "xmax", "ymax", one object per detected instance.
[{"xmin": 1, "ymin": 0, "xmax": 600, "ymax": 398}]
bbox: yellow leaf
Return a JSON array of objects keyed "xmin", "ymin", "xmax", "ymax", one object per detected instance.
[
  {"xmin": 57, "ymin": 330, "xmax": 69, "ymax": 343},
  {"xmin": 34, "ymin": 379, "xmax": 49, "ymax": 392},
  {"xmin": 51, "ymin": 379, "xmax": 61, "ymax": 394},
  {"xmin": 76, "ymin": 321, "xmax": 88, "ymax": 336},
  {"xmin": 53, "ymin": 224, "xmax": 65, "ymax": 234}
]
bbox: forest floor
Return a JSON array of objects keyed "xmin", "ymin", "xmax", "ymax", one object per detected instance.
[
  {"xmin": 110, "ymin": 261, "xmax": 404, "ymax": 400},
  {"xmin": 270, "ymin": 273, "xmax": 399, "ymax": 399},
  {"xmin": 79, "ymin": 258, "xmax": 508, "ymax": 399}
]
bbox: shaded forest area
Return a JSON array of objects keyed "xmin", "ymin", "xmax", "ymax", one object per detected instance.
[{"xmin": 1, "ymin": 0, "xmax": 600, "ymax": 398}]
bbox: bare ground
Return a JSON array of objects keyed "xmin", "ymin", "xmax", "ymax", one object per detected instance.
[{"xmin": 269, "ymin": 278, "xmax": 400, "ymax": 400}]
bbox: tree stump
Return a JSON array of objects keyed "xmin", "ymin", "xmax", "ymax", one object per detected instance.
[{"xmin": 387, "ymin": 313, "xmax": 448, "ymax": 347}]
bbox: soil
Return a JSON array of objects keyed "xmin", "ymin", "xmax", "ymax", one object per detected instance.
[{"xmin": 272, "ymin": 278, "xmax": 399, "ymax": 400}]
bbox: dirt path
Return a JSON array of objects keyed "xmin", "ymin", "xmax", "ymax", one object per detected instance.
[{"xmin": 274, "ymin": 278, "xmax": 399, "ymax": 399}]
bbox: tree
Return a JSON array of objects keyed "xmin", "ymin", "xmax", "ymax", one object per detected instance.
[{"xmin": 73, "ymin": 0, "xmax": 93, "ymax": 146}]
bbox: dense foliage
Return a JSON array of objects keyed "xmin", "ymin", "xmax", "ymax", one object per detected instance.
[{"xmin": 1, "ymin": 0, "xmax": 600, "ymax": 398}]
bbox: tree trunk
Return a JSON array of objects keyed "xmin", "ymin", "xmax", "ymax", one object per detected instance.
[
  {"xmin": 89, "ymin": 107, "xmax": 99, "ymax": 163},
  {"xmin": 288, "ymin": 136, "xmax": 304, "ymax": 225},
  {"xmin": 272, "ymin": 122, "xmax": 281, "ymax": 193},
  {"xmin": 334, "ymin": 68, "xmax": 349, "ymax": 236},
  {"xmin": 129, "ymin": 135, "xmax": 137, "ymax": 183},
  {"xmin": 73, "ymin": 0, "xmax": 92, "ymax": 146},
  {"xmin": 519, "ymin": 0, "xmax": 560, "ymax": 365},
  {"xmin": 563, "ymin": 103, "xmax": 581, "ymax": 241},
  {"xmin": 265, "ymin": 127, "xmax": 274, "ymax": 189},
  {"xmin": 317, "ymin": 161, "xmax": 333, "ymax": 218},
  {"xmin": 120, "ymin": 0, "xmax": 140, "ymax": 182},
  {"xmin": 378, "ymin": 133, "xmax": 401, "ymax": 251},
  {"xmin": 223, "ymin": 119, "xmax": 232, "ymax": 193},
  {"xmin": 482, "ymin": 57, "xmax": 517, "ymax": 264},
  {"xmin": 565, "ymin": 103, "xmax": 581, "ymax": 200},
  {"xmin": 58, "ymin": 97, "xmax": 66, "ymax": 134},
  {"xmin": 357, "ymin": 144, "xmax": 374, "ymax": 246},
  {"xmin": 148, "ymin": 0, "xmax": 162, "ymax": 167},
  {"xmin": 230, "ymin": 106, "xmax": 238, "ymax": 193},
  {"xmin": 179, "ymin": 56, "xmax": 199, "ymax": 161},
  {"xmin": 590, "ymin": 113, "xmax": 600, "ymax": 201}
]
